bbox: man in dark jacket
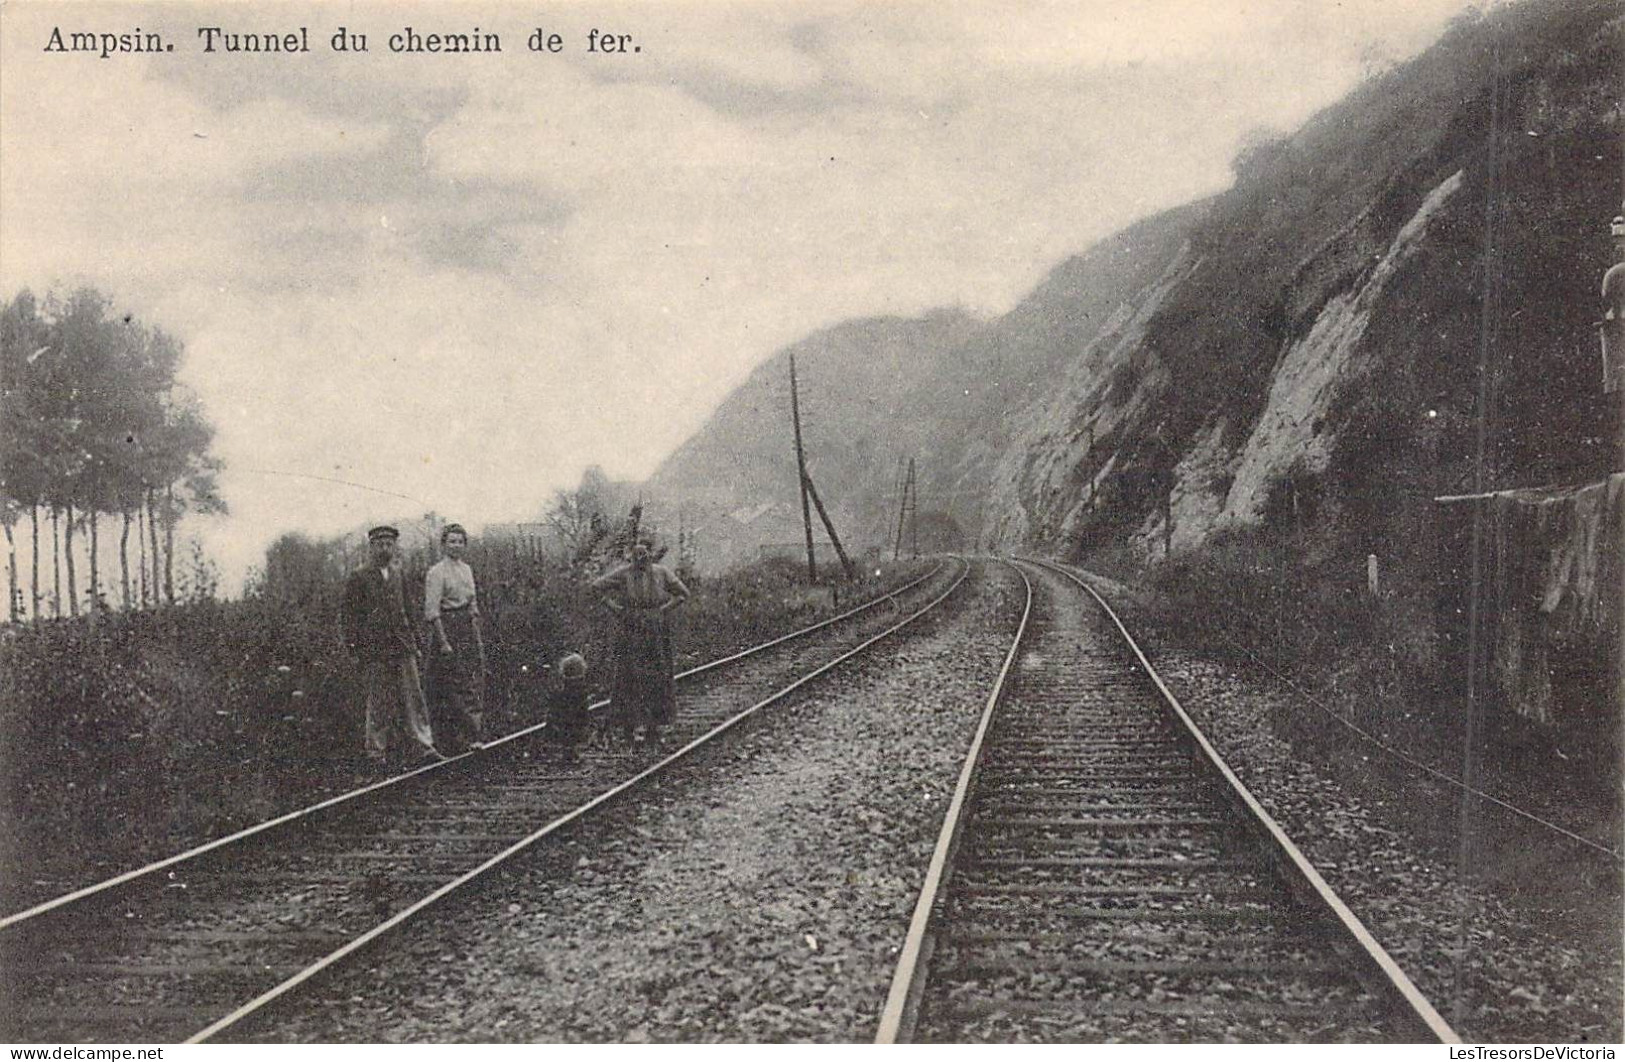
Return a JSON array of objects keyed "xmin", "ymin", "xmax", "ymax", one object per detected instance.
[
  {"xmin": 591, "ymin": 538, "xmax": 690, "ymax": 750},
  {"xmin": 341, "ymin": 525, "xmax": 445, "ymax": 769}
]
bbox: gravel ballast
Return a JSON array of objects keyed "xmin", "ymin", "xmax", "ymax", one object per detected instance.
[
  {"xmin": 235, "ymin": 562, "xmax": 1025, "ymax": 1043},
  {"xmin": 1073, "ymin": 567, "xmax": 1622, "ymax": 1044},
  {"xmin": 228, "ymin": 557, "xmax": 1619, "ymax": 1043}
]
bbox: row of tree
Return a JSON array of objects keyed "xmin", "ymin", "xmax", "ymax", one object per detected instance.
[
  {"xmin": 246, "ymin": 467, "xmax": 683, "ymax": 611},
  {"xmin": 0, "ymin": 286, "xmax": 224, "ymax": 623}
]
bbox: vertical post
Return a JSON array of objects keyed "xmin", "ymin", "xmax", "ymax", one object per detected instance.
[
  {"xmin": 87, "ymin": 511, "xmax": 99, "ymax": 629},
  {"xmin": 3, "ymin": 520, "xmax": 15, "ymax": 623},
  {"xmin": 1163, "ymin": 488, "xmax": 1172, "ymax": 558},
  {"xmin": 1605, "ymin": 213, "xmax": 1624, "ymax": 470},
  {"xmin": 789, "ymin": 355, "xmax": 818, "ymax": 582},
  {"xmin": 803, "ymin": 474, "xmax": 857, "ymax": 580},
  {"xmin": 52, "ymin": 505, "xmax": 62, "ymax": 617},
  {"xmin": 31, "ymin": 505, "xmax": 41, "ymax": 625},
  {"xmin": 1084, "ymin": 424, "xmax": 1095, "ymax": 509},
  {"xmin": 893, "ymin": 458, "xmax": 909, "ymax": 561},
  {"xmin": 136, "ymin": 504, "xmax": 147, "ymax": 609},
  {"xmin": 905, "ymin": 458, "xmax": 918, "ymax": 558},
  {"xmin": 1367, "ymin": 553, "xmax": 1381, "ymax": 598},
  {"xmin": 1455, "ymin": 33, "xmax": 1506, "ymax": 1030},
  {"xmin": 64, "ymin": 501, "xmax": 78, "ymax": 617}
]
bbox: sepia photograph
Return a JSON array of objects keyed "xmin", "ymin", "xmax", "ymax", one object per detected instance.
[{"xmin": 0, "ymin": 0, "xmax": 1620, "ymax": 1047}]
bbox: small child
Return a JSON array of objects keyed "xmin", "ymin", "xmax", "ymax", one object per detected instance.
[{"xmin": 544, "ymin": 652, "xmax": 591, "ymax": 763}]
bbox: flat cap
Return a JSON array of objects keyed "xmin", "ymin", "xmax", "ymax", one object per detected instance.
[{"xmin": 367, "ymin": 525, "xmax": 400, "ymax": 541}]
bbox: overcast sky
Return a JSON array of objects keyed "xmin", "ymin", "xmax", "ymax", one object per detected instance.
[{"xmin": 1, "ymin": 0, "xmax": 1478, "ymax": 587}]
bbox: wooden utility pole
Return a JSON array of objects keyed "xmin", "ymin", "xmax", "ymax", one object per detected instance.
[
  {"xmin": 789, "ymin": 355, "xmax": 818, "ymax": 582},
  {"xmin": 1163, "ymin": 487, "xmax": 1173, "ymax": 558},
  {"xmin": 893, "ymin": 460, "xmax": 908, "ymax": 560},
  {"xmin": 1084, "ymin": 424, "xmax": 1095, "ymax": 509},
  {"xmin": 894, "ymin": 458, "xmax": 917, "ymax": 560},
  {"xmin": 803, "ymin": 473, "xmax": 857, "ymax": 580},
  {"xmin": 912, "ymin": 471, "xmax": 919, "ymax": 558}
]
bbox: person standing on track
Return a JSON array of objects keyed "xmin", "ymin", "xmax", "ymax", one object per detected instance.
[
  {"xmin": 424, "ymin": 522, "xmax": 486, "ymax": 755},
  {"xmin": 591, "ymin": 537, "xmax": 690, "ymax": 751},
  {"xmin": 342, "ymin": 525, "xmax": 446, "ymax": 770}
]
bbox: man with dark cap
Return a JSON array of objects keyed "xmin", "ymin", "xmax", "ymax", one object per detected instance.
[{"xmin": 341, "ymin": 525, "xmax": 445, "ymax": 769}]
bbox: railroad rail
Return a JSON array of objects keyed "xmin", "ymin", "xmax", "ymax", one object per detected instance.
[
  {"xmin": 876, "ymin": 558, "xmax": 1459, "ymax": 1043},
  {"xmin": 0, "ymin": 559, "xmax": 970, "ymax": 1044}
]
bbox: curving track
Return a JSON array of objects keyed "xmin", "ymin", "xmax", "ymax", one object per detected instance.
[
  {"xmin": 0, "ymin": 559, "xmax": 969, "ymax": 1044},
  {"xmin": 877, "ymin": 558, "xmax": 1458, "ymax": 1044}
]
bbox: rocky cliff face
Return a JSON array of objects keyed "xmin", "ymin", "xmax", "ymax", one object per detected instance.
[
  {"xmin": 971, "ymin": 0, "xmax": 1619, "ymax": 575},
  {"xmin": 646, "ymin": 0, "xmax": 1621, "ymax": 579}
]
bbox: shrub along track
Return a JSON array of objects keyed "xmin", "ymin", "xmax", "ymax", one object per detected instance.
[
  {"xmin": 0, "ymin": 560, "xmax": 967, "ymax": 1044},
  {"xmin": 879, "ymin": 559, "xmax": 1457, "ymax": 1044}
]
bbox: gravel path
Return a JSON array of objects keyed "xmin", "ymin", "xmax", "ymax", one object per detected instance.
[
  {"xmin": 233, "ymin": 561, "xmax": 1024, "ymax": 1043},
  {"xmin": 1073, "ymin": 567, "xmax": 1622, "ymax": 1044}
]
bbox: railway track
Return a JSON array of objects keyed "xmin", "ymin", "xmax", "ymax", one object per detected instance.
[
  {"xmin": 877, "ymin": 558, "xmax": 1458, "ymax": 1044},
  {"xmin": 0, "ymin": 559, "xmax": 970, "ymax": 1044}
]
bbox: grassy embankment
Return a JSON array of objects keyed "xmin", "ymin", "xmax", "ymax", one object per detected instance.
[{"xmin": 0, "ymin": 552, "xmax": 924, "ymax": 911}]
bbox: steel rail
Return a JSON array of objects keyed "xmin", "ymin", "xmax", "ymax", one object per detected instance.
[
  {"xmin": 1031, "ymin": 557, "xmax": 1460, "ymax": 1044},
  {"xmin": 0, "ymin": 562, "xmax": 944, "ymax": 934},
  {"xmin": 185, "ymin": 556, "xmax": 972, "ymax": 1043},
  {"xmin": 874, "ymin": 559, "xmax": 1033, "ymax": 1044}
]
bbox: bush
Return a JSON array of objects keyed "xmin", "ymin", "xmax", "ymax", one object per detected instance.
[
  {"xmin": 0, "ymin": 555, "xmax": 925, "ymax": 910},
  {"xmin": 1146, "ymin": 525, "xmax": 1429, "ymax": 731}
]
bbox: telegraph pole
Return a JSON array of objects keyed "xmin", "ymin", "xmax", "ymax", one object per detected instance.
[
  {"xmin": 1084, "ymin": 423, "xmax": 1095, "ymax": 509},
  {"xmin": 911, "ymin": 466, "xmax": 919, "ymax": 558},
  {"xmin": 803, "ymin": 474, "xmax": 857, "ymax": 580},
  {"xmin": 893, "ymin": 458, "xmax": 918, "ymax": 559},
  {"xmin": 789, "ymin": 355, "xmax": 818, "ymax": 582}
]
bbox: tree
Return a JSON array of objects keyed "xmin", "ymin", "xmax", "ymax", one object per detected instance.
[
  {"xmin": 0, "ymin": 291, "xmax": 52, "ymax": 621},
  {"xmin": 253, "ymin": 531, "xmax": 349, "ymax": 607},
  {"xmin": 542, "ymin": 465, "xmax": 620, "ymax": 563},
  {"xmin": 1230, "ymin": 126, "xmax": 1290, "ymax": 181},
  {"xmin": 147, "ymin": 391, "xmax": 224, "ymax": 606},
  {"xmin": 0, "ymin": 285, "xmax": 224, "ymax": 617},
  {"xmin": 912, "ymin": 510, "xmax": 966, "ymax": 553}
]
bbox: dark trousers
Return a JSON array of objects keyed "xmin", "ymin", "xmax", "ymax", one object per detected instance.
[
  {"xmin": 610, "ymin": 609, "xmax": 676, "ymax": 732},
  {"xmin": 428, "ymin": 608, "xmax": 484, "ymax": 754}
]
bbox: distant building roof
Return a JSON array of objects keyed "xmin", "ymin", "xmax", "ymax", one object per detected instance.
[{"xmin": 727, "ymin": 501, "xmax": 780, "ymax": 525}]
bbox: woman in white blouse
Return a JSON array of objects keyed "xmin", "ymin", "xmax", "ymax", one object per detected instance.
[{"xmin": 424, "ymin": 523, "xmax": 486, "ymax": 754}]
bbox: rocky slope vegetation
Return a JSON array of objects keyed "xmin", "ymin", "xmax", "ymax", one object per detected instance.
[{"xmin": 648, "ymin": 0, "xmax": 1619, "ymax": 580}]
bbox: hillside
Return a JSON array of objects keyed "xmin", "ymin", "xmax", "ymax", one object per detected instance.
[
  {"xmin": 642, "ymin": 309, "xmax": 985, "ymax": 569},
  {"xmin": 645, "ymin": 0, "xmax": 1620, "ymax": 584},
  {"xmin": 1046, "ymin": 0, "xmax": 1622, "ymax": 569},
  {"xmin": 642, "ymin": 204, "xmax": 1206, "ymax": 569}
]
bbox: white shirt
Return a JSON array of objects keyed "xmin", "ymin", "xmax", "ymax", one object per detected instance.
[{"xmin": 424, "ymin": 558, "xmax": 478, "ymax": 620}]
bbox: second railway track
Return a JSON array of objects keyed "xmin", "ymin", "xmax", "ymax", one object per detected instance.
[
  {"xmin": 878, "ymin": 558, "xmax": 1458, "ymax": 1044},
  {"xmin": 0, "ymin": 559, "xmax": 969, "ymax": 1044}
]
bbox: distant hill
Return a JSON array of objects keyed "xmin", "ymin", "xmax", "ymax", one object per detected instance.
[
  {"xmin": 642, "ymin": 205, "xmax": 1204, "ymax": 570},
  {"xmin": 642, "ymin": 309, "xmax": 985, "ymax": 569}
]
